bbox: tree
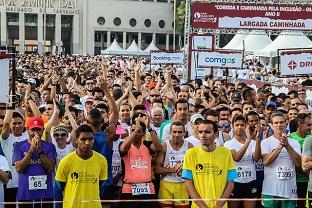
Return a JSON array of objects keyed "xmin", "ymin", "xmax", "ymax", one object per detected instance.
[{"xmin": 176, "ymin": 0, "xmax": 185, "ymax": 35}]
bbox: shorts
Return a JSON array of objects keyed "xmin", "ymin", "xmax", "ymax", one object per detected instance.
[
  {"xmin": 101, "ymin": 185, "xmax": 121, "ymax": 205},
  {"xmin": 231, "ymin": 180, "xmax": 257, "ymax": 198},
  {"xmin": 262, "ymin": 195, "xmax": 296, "ymax": 208},
  {"xmin": 158, "ymin": 181, "xmax": 189, "ymax": 206}
]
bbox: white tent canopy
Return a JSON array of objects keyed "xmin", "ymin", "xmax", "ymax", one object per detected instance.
[
  {"xmin": 224, "ymin": 31, "xmax": 272, "ymax": 54},
  {"xmin": 222, "ymin": 31, "xmax": 248, "ymax": 50},
  {"xmin": 256, "ymin": 32, "xmax": 312, "ymax": 57},
  {"xmin": 101, "ymin": 39, "xmax": 125, "ymax": 55},
  {"xmin": 144, "ymin": 40, "xmax": 159, "ymax": 52},
  {"xmin": 126, "ymin": 40, "xmax": 141, "ymax": 52}
]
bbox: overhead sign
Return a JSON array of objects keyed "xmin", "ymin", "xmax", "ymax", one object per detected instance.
[
  {"xmin": 196, "ymin": 51, "xmax": 243, "ymax": 68},
  {"xmin": 279, "ymin": 50, "xmax": 312, "ymax": 76},
  {"xmin": 192, "ymin": 35, "xmax": 213, "ymax": 50},
  {"xmin": 192, "ymin": 2, "xmax": 312, "ymax": 31},
  {"xmin": 150, "ymin": 51, "xmax": 184, "ymax": 64}
]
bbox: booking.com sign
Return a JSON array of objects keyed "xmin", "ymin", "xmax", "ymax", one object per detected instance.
[
  {"xmin": 197, "ymin": 51, "xmax": 243, "ymax": 68},
  {"xmin": 150, "ymin": 52, "xmax": 184, "ymax": 64}
]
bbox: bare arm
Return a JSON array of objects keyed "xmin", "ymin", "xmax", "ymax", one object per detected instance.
[
  {"xmin": 39, "ymin": 77, "xmax": 52, "ymax": 94},
  {"xmin": 253, "ymin": 133, "xmax": 262, "ymax": 162},
  {"xmin": 215, "ymin": 181, "xmax": 234, "ymax": 208},
  {"xmin": 230, "ymin": 139, "xmax": 252, "ymax": 162},
  {"xmin": 39, "ymin": 152, "xmax": 55, "ymax": 173},
  {"xmin": 119, "ymin": 129, "xmax": 139, "ymax": 156},
  {"xmin": 302, "ymin": 155, "xmax": 312, "ymax": 172},
  {"xmin": 15, "ymin": 148, "xmax": 34, "ymax": 173},
  {"xmin": 286, "ymin": 144, "xmax": 302, "ymax": 168},
  {"xmin": 0, "ymin": 170, "xmax": 9, "ymax": 184},
  {"xmin": 262, "ymin": 145, "xmax": 283, "ymax": 167},
  {"xmin": 1, "ymin": 109, "xmax": 13, "ymax": 140},
  {"xmin": 149, "ymin": 130, "xmax": 162, "ymax": 153},
  {"xmin": 184, "ymin": 179, "xmax": 209, "ymax": 208},
  {"xmin": 134, "ymin": 64, "xmax": 141, "ymax": 92},
  {"xmin": 45, "ymin": 100, "xmax": 60, "ymax": 143},
  {"xmin": 155, "ymin": 143, "xmax": 175, "ymax": 175},
  {"xmin": 28, "ymin": 99, "xmax": 41, "ymax": 117}
]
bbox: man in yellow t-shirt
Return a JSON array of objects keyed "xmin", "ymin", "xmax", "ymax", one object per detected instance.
[
  {"xmin": 182, "ymin": 120, "xmax": 237, "ymax": 208},
  {"xmin": 54, "ymin": 124, "xmax": 108, "ymax": 208}
]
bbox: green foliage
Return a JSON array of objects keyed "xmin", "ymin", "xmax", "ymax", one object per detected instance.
[{"xmin": 176, "ymin": 0, "xmax": 185, "ymax": 34}]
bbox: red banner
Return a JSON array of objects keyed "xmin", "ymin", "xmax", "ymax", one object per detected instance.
[{"xmin": 191, "ymin": 2, "xmax": 312, "ymax": 31}]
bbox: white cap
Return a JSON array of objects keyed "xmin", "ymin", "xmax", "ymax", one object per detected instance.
[{"xmin": 190, "ymin": 113, "xmax": 204, "ymax": 123}]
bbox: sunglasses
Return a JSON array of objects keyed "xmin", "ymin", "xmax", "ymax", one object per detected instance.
[
  {"xmin": 218, "ymin": 124, "xmax": 231, "ymax": 128},
  {"xmin": 150, "ymin": 94, "xmax": 160, "ymax": 98},
  {"xmin": 54, "ymin": 133, "xmax": 67, "ymax": 137}
]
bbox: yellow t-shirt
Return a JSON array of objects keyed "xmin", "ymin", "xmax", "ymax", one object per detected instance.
[
  {"xmin": 183, "ymin": 146, "xmax": 236, "ymax": 208},
  {"xmin": 55, "ymin": 151, "xmax": 108, "ymax": 208}
]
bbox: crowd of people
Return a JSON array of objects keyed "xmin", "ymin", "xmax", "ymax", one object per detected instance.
[{"xmin": 0, "ymin": 54, "xmax": 312, "ymax": 208}]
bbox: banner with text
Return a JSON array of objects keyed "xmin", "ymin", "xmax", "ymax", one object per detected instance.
[
  {"xmin": 196, "ymin": 51, "xmax": 243, "ymax": 68},
  {"xmin": 279, "ymin": 49, "xmax": 312, "ymax": 76},
  {"xmin": 192, "ymin": 35, "xmax": 213, "ymax": 50},
  {"xmin": 192, "ymin": 2, "xmax": 312, "ymax": 31},
  {"xmin": 150, "ymin": 51, "xmax": 184, "ymax": 64}
]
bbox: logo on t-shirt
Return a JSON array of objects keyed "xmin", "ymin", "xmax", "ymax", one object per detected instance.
[
  {"xmin": 195, "ymin": 163, "xmax": 223, "ymax": 176},
  {"xmin": 70, "ymin": 171, "xmax": 97, "ymax": 184}
]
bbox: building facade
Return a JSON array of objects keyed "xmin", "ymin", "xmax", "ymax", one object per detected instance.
[{"xmin": 0, "ymin": 0, "xmax": 180, "ymax": 55}]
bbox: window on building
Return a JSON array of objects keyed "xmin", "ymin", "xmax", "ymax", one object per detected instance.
[
  {"xmin": 159, "ymin": 20, "xmax": 165, "ymax": 28},
  {"xmin": 25, "ymin": 14, "xmax": 37, "ymax": 24},
  {"xmin": 7, "ymin": 13, "xmax": 19, "ymax": 23},
  {"xmin": 157, "ymin": 34, "xmax": 166, "ymax": 45},
  {"xmin": 144, "ymin": 19, "xmax": 151, "ymax": 27},
  {"xmin": 97, "ymin": 17, "xmax": 105, "ymax": 25},
  {"xmin": 129, "ymin": 18, "xmax": 137, "ymax": 27},
  {"xmin": 94, "ymin": 32, "xmax": 101, "ymax": 42},
  {"xmin": 114, "ymin": 17, "xmax": 121, "ymax": 26}
]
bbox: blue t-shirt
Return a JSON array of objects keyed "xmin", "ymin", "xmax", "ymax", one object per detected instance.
[
  {"xmin": 93, "ymin": 131, "xmax": 113, "ymax": 186},
  {"xmin": 12, "ymin": 140, "xmax": 56, "ymax": 201}
]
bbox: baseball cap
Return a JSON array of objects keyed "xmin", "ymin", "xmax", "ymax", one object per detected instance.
[
  {"xmin": 85, "ymin": 97, "xmax": 94, "ymax": 104},
  {"xmin": 73, "ymin": 104, "xmax": 84, "ymax": 111},
  {"xmin": 27, "ymin": 78, "xmax": 37, "ymax": 85},
  {"xmin": 190, "ymin": 113, "xmax": 204, "ymax": 123},
  {"xmin": 27, "ymin": 116, "xmax": 44, "ymax": 130},
  {"xmin": 231, "ymin": 91, "xmax": 242, "ymax": 101},
  {"xmin": 265, "ymin": 101, "xmax": 277, "ymax": 109}
]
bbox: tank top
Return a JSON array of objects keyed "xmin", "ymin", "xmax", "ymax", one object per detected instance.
[
  {"xmin": 112, "ymin": 138, "xmax": 124, "ymax": 187},
  {"xmin": 162, "ymin": 140, "xmax": 188, "ymax": 183},
  {"xmin": 216, "ymin": 131, "xmax": 225, "ymax": 146},
  {"xmin": 122, "ymin": 141, "xmax": 155, "ymax": 194}
]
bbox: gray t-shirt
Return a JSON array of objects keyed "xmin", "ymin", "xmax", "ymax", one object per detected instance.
[{"xmin": 302, "ymin": 136, "xmax": 312, "ymax": 192}]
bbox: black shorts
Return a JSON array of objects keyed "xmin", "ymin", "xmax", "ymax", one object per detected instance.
[
  {"xmin": 101, "ymin": 185, "xmax": 119, "ymax": 205},
  {"xmin": 231, "ymin": 180, "xmax": 257, "ymax": 199}
]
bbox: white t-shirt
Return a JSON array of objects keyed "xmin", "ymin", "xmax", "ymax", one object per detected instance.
[
  {"xmin": 186, "ymin": 135, "xmax": 201, "ymax": 147},
  {"xmin": 0, "ymin": 132, "xmax": 29, "ymax": 188},
  {"xmin": 162, "ymin": 121, "xmax": 193, "ymax": 142},
  {"xmin": 224, "ymin": 138, "xmax": 256, "ymax": 183},
  {"xmin": 261, "ymin": 135, "xmax": 301, "ymax": 198},
  {"xmin": 55, "ymin": 144, "xmax": 75, "ymax": 168},
  {"xmin": 0, "ymin": 155, "xmax": 10, "ymax": 208}
]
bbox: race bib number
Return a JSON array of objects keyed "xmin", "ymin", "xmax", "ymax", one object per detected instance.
[
  {"xmin": 29, "ymin": 175, "xmax": 47, "ymax": 190},
  {"xmin": 276, "ymin": 166, "xmax": 293, "ymax": 180},
  {"xmin": 131, "ymin": 183, "xmax": 151, "ymax": 195},
  {"xmin": 255, "ymin": 162, "xmax": 264, "ymax": 171},
  {"xmin": 112, "ymin": 160, "xmax": 121, "ymax": 175},
  {"xmin": 237, "ymin": 166, "xmax": 253, "ymax": 179}
]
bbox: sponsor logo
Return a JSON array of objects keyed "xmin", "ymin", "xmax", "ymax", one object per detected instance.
[
  {"xmin": 152, "ymin": 55, "xmax": 182, "ymax": 62},
  {"xmin": 193, "ymin": 12, "xmax": 217, "ymax": 23},
  {"xmin": 288, "ymin": 60, "xmax": 297, "ymax": 70},
  {"xmin": 204, "ymin": 56, "xmax": 236, "ymax": 66}
]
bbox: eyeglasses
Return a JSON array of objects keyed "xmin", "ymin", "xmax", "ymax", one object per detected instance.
[
  {"xmin": 150, "ymin": 94, "xmax": 160, "ymax": 98},
  {"xmin": 218, "ymin": 124, "xmax": 231, "ymax": 128},
  {"xmin": 292, "ymin": 103, "xmax": 300, "ymax": 106},
  {"xmin": 54, "ymin": 133, "xmax": 67, "ymax": 137}
]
